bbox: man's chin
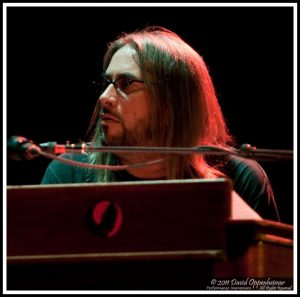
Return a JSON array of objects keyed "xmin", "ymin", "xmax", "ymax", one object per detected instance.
[{"xmin": 103, "ymin": 134, "xmax": 126, "ymax": 146}]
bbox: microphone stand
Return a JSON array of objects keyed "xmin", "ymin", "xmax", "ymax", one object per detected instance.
[
  {"xmin": 39, "ymin": 142, "xmax": 293, "ymax": 161},
  {"xmin": 7, "ymin": 136, "xmax": 293, "ymax": 170}
]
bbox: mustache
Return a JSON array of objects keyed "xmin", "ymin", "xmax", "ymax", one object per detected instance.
[{"xmin": 100, "ymin": 107, "xmax": 123, "ymax": 123}]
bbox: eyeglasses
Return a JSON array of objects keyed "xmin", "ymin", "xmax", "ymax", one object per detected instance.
[{"xmin": 92, "ymin": 76, "xmax": 145, "ymax": 97}]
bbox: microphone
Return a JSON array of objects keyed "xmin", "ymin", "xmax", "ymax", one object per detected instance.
[
  {"xmin": 7, "ymin": 136, "xmax": 41, "ymax": 161},
  {"xmin": 7, "ymin": 136, "xmax": 165, "ymax": 170}
]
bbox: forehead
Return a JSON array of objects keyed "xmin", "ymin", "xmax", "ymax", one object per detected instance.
[{"xmin": 106, "ymin": 44, "xmax": 141, "ymax": 78}]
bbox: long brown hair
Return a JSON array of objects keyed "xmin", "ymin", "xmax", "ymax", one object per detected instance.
[{"xmin": 87, "ymin": 26, "xmax": 233, "ymax": 181}]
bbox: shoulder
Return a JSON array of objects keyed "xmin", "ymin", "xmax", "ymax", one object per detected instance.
[
  {"xmin": 224, "ymin": 155, "xmax": 269, "ymax": 184},
  {"xmin": 221, "ymin": 155, "xmax": 280, "ymax": 221},
  {"xmin": 41, "ymin": 153, "xmax": 93, "ymax": 184}
]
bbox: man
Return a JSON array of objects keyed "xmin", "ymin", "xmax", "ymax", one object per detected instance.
[{"xmin": 41, "ymin": 26, "xmax": 280, "ymax": 221}]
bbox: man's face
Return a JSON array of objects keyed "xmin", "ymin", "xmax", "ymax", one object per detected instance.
[{"xmin": 99, "ymin": 45, "xmax": 152, "ymax": 146}]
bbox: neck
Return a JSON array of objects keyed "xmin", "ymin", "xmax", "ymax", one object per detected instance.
[{"xmin": 118, "ymin": 153, "xmax": 166, "ymax": 179}]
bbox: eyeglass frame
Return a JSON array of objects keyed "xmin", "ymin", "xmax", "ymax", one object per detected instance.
[{"xmin": 92, "ymin": 75, "xmax": 145, "ymax": 97}]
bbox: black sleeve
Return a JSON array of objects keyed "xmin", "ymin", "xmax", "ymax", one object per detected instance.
[
  {"xmin": 222, "ymin": 156, "xmax": 280, "ymax": 221},
  {"xmin": 41, "ymin": 153, "xmax": 91, "ymax": 184}
]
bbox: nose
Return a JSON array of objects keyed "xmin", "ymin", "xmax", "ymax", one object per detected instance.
[{"xmin": 99, "ymin": 84, "xmax": 118, "ymax": 108}]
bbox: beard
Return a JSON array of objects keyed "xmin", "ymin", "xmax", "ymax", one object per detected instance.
[
  {"xmin": 98, "ymin": 114, "xmax": 166, "ymax": 167},
  {"xmin": 102, "ymin": 117, "xmax": 155, "ymax": 147}
]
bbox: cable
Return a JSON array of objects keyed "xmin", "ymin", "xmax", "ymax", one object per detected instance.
[{"xmin": 38, "ymin": 150, "xmax": 165, "ymax": 171}]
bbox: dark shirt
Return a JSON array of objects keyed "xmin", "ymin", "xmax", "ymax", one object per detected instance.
[{"xmin": 41, "ymin": 153, "xmax": 280, "ymax": 221}]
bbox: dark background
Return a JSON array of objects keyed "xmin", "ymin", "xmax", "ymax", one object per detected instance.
[{"xmin": 6, "ymin": 6, "xmax": 294, "ymax": 224}]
